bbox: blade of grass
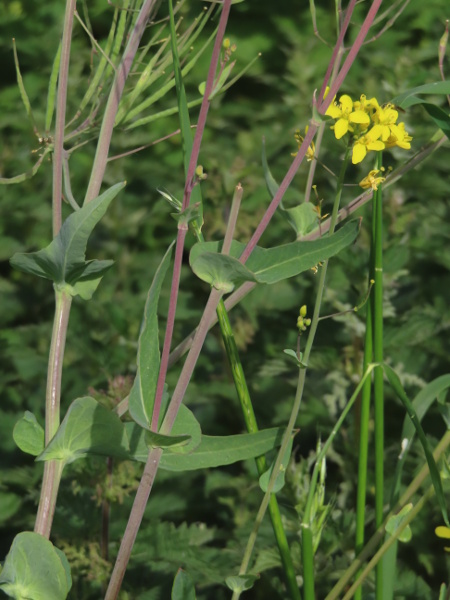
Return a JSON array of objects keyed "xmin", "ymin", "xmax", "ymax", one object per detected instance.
[
  {"xmin": 12, "ymin": 39, "xmax": 38, "ymax": 136},
  {"xmin": 45, "ymin": 42, "xmax": 61, "ymax": 134}
]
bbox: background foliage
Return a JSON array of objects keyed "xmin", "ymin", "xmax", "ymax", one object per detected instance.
[{"xmin": 0, "ymin": 0, "xmax": 449, "ymax": 598}]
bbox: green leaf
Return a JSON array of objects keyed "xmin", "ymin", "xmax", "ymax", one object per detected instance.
[
  {"xmin": 146, "ymin": 431, "xmax": 191, "ymax": 450},
  {"xmin": 13, "ymin": 411, "xmax": 44, "ymax": 456},
  {"xmin": 385, "ymin": 504, "xmax": 413, "ymax": 543},
  {"xmin": 171, "ymin": 203, "xmax": 202, "ymax": 228},
  {"xmin": 129, "ymin": 243, "xmax": 174, "ymax": 429},
  {"xmin": 126, "ymin": 424, "xmax": 285, "ymax": 471},
  {"xmin": 190, "ymin": 220, "xmax": 360, "ymax": 286},
  {"xmin": 282, "ymin": 203, "xmax": 320, "ymax": 239},
  {"xmin": 384, "ymin": 365, "xmax": 449, "ymax": 527},
  {"xmin": 259, "ymin": 437, "xmax": 293, "ymax": 493},
  {"xmin": 391, "ymin": 374, "xmax": 450, "ymax": 505},
  {"xmin": 225, "ymin": 574, "xmax": 259, "ymax": 593},
  {"xmin": 145, "ymin": 405, "xmax": 202, "ymax": 452},
  {"xmin": 166, "ymin": 404, "xmax": 202, "ymax": 455},
  {"xmin": 421, "ymin": 103, "xmax": 450, "ymax": 138},
  {"xmin": 0, "ymin": 532, "xmax": 71, "ymax": 600},
  {"xmin": 10, "ymin": 182, "xmax": 125, "ymax": 288},
  {"xmin": 37, "ymin": 397, "xmax": 130, "ymax": 464},
  {"xmin": 261, "ymin": 138, "xmax": 279, "ymax": 198},
  {"xmin": 172, "ymin": 569, "xmax": 196, "ymax": 600},
  {"xmin": 283, "ymin": 349, "xmax": 308, "ymax": 368},
  {"xmin": 391, "ymin": 81, "xmax": 450, "ymax": 108},
  {"xmin": 190, "ymin": 251, "xmax": 258, "ymax": 293},
  {"xmin": 262, "ymin": 138, "xmax": 319, "ymax": 237}
]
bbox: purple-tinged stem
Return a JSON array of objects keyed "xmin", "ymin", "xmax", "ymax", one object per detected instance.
[
  {"xmin": 151, "ymin": 227, "xmax": 187, "ymax": 431},
  {"xmin": 150, "ymin": 0, "xmax": 233, "ymax": 429},
  {"xmin": 84, "ymin": 0, "xmax": 159, "ymax": 204},
  {"xmin": 317, "ymin": 0, "xmax": 357, "ymax": 105},
  {"xmin": 182, "ymin": 0, "xmax": 232, "ymax": 209},
  {"xmin": 321, "ymin": 0, "xmax": 384, "ymax": 112}
]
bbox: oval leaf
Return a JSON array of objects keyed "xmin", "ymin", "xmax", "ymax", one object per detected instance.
[
  {"xmin": 0, "ymin": 532, "xmax": 72, "ymax": 600},
  {"xmin": 190, "ymin": 251, "xmax": 258, "ymax": 293},
  {"xmin": 172, "ymin": 569, "xmax": 196, "ymax": 600},
  {"xmin": 225, "ymin": 574, "xmax": 259, "ymax": 593},
  {"xmin": 13, "ymin": 411, "xmax": 44, "ymax": 456},
  {"xmin": 385, "ymin": 504, "xmax": 413, "ymax": 543},
  {"xmin": 37, "ymin": 397, "xmax": 130, "ymax": 464}
]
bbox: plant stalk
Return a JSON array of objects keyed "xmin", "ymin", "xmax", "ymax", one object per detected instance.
[
  {"xmin": 34, "ymin": 288, "xmax": 72, "ymax": 538},
  {"xmin": 372, "ymin": 152, "xmax": 384, "ymax": 600}
]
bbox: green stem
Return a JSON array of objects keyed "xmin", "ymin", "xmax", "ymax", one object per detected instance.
[
  {"xmin": 232, "ymin": 145, "xmax": 352, "ymax": 600},
  {"xmin": 372, "ymin": 152, "xmax": 384, "ymax": 599},
  {"xmin": 35, "ymin": 289, "xmax": 72, "ymax": 538},
  {"xmin": 326, "ymin": 429, "xmax": 450, "ymax": 600},
  {"xmin": 354, "ymin": 255, "xmax": 374, "ymax": 600},
  {"xmin": 343, "ymin": 486, "xmax": 435, "ymax": 600},
  {"xmin": 217, "ymin": 302, "xmax": 301, "ymax": 600}
]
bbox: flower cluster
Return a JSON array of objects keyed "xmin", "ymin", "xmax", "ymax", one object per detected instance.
[
  {"xmin": 297, "ymin": 305, "xmax": 311, "ymax": 333},
  {"xmin": 325, "ymin": 93, "xmax": 412, "ymax": 165}
]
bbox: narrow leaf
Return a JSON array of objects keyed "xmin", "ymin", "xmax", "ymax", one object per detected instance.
[
  {"xmin": 126, "ymin": 424, "xmax": 285, "ymax": 471},
  {"xmin": 0, "ymin": 532, "xmax": 71, "ymax": 600},
  {"xmin": 10, "ymin": 182, "xmax": 125, "ymax": 285},
  {"xmin": 129, "ymin": 243, "xmax": 174, "ymax": 429},
  {"xmin": 391, "ymin": 374, "xmax": 450, "ymax": 505},
  {"xmin": 190, "ymin": 220, "xmax": 360, "ymax": 286},
  {"xmin": 384, "ymin": 364, "xmax": 449, "ymax": 526},
  {"xmin": 421, "ymin": 103, "xmax": 450, "ymax": 138},
  {"xmin": 45, "ymin": 42, "xmax": 61, "ymax": 133},
  {"xmin": 12, "ymin": 39, "xmax": 38, "ymax": 135},
  {"xmin": 37, "ymin": 397, "xmax": 130, "ymax": 464},
  {"xmin": 391, "ymin": 81, "xmax": 450, "ymax": 108},
  {"xmin": 13, "ymin": 411, "xmax": 45, "ymax": 456}
]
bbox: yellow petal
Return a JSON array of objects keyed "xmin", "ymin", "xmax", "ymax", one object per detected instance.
[
  {"xmin": 334, "ymin": 118, "xmax": 349, "ymax": 139},
  {"xmin": 368, "ymin": 124, "xmax": 383, "ymax": 140},
  {"xmin": 352, "ymin": 143, "xmax": 366, "ymax": 164},
  {"xmin": 340, "ymin": 95, "xmax": 353, "ymax": 111},
  {"xmin": 349, "ymin": 110, "xmax": 370, "ymax": 125},
  {"xmin": 326, "ymin": 104, "xmax": 341, "ymax": 118},
  {"xmin": 367, "ymin": 140, "xmax": 385, "ymax": 151}
]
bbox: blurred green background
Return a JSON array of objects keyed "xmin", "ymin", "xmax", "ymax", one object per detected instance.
[{"xmin": 0, "ymin": 1, "xmax": 449, "ymax": 598}]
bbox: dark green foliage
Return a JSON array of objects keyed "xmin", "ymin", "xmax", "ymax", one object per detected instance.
[{"xmin": 1, "ymin": 0, "xmax": 449, "ymax": 598}]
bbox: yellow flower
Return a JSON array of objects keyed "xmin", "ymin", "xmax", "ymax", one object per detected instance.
[
  {"xmin": 435, "ymin": 525, "xmax": 450, "ymax": 552},
  {"xmin": 384, "ymin": 122, "xmax": 412, "ymax": 150},
  {"xmin": 372, "ymin": 103, "xmax": 399, "ymax": 141},
  {"xmin": 292, "ymin": 127, "xmax": 315, "ymax": 161},
  {"xmin": 353, "ymin": 94, "xmax": 379, "ymax": 113},
  {"xmin": 352, "ymin": 125, "xmax": 385, "ymax": 164},
  {"xmin": 326, "ymin": 94, "xmax": 370, "ymax": 139},
  {"xmin": 359, "ymin": 168, "xmax": 386, "ymax": 191}
]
